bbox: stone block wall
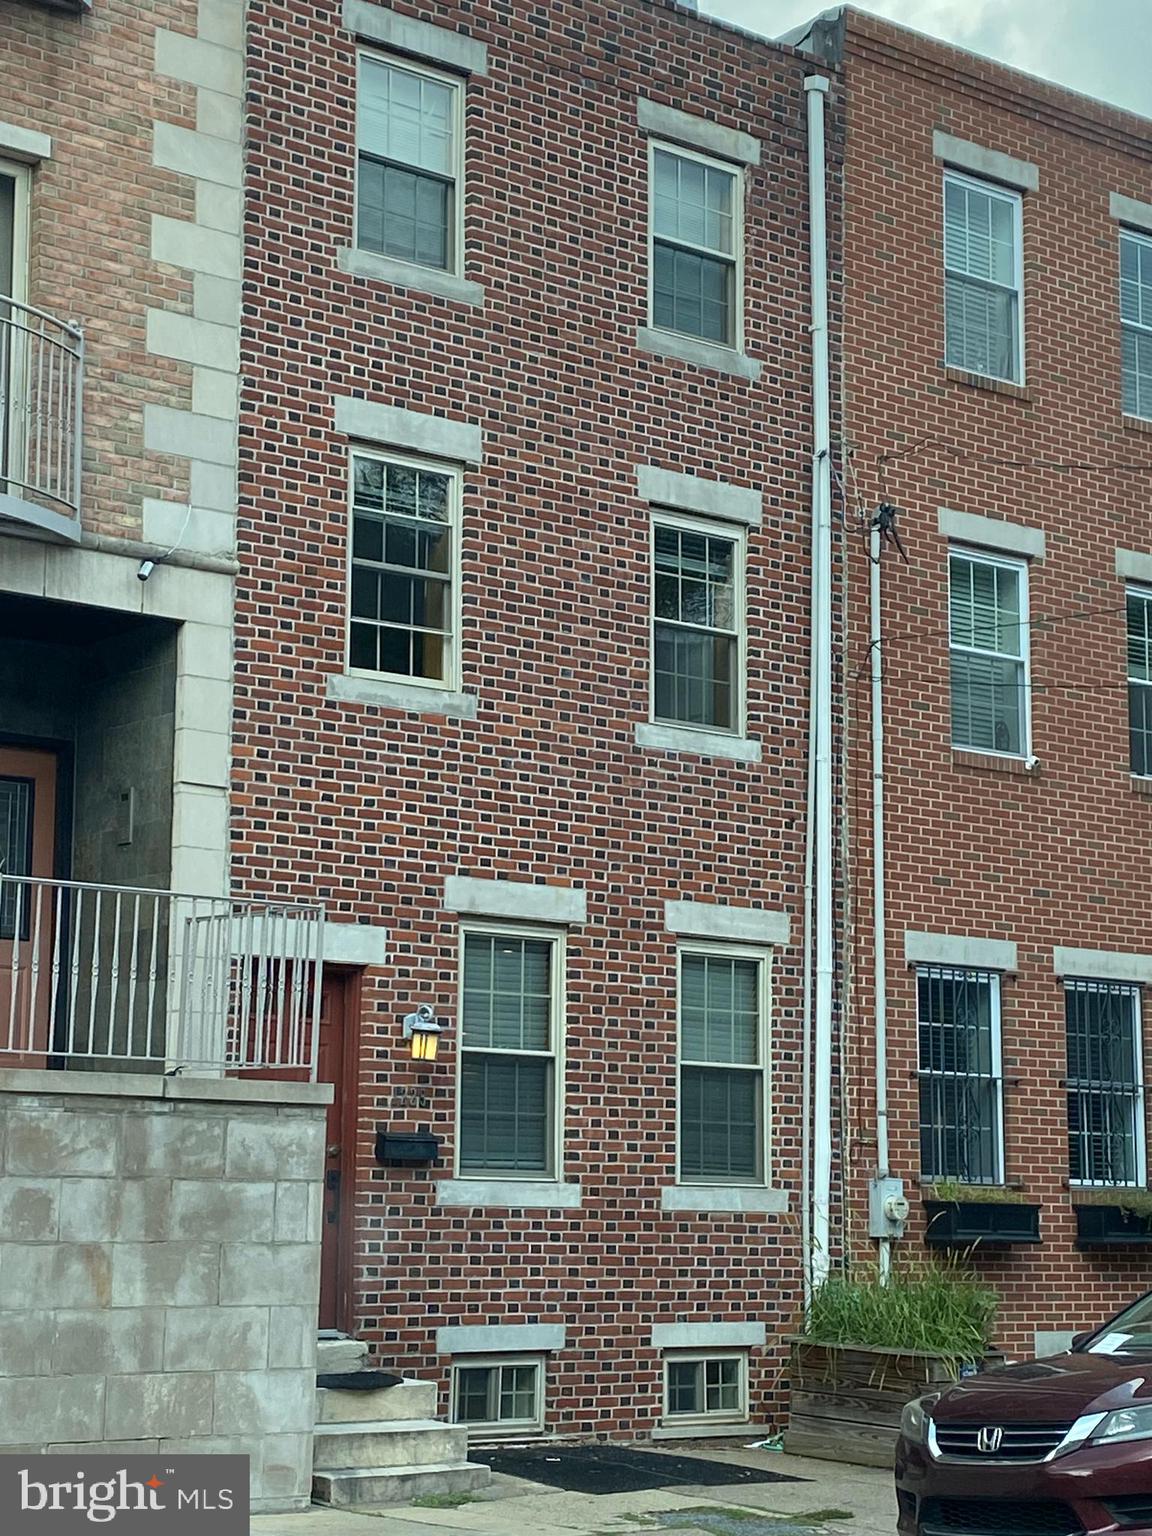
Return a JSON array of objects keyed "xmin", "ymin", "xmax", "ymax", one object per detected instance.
[{"xmin": 0, "ymin": 1070, "xmax": 331, "ymax": 1514}]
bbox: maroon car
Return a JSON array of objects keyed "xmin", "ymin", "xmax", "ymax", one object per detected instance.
[{"xmin": 896, "ymin": 1292, "xmax": 1152, "ymax": 1536}]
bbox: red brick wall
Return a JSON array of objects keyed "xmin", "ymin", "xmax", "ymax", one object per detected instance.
[
  {"xmin": 235, "ymin": 0, "xmax": 837, "ymax": 1433},
  {"xmin": 0, "ymin": 0, "xmax": 196, "ymax": 538},
  {"xmin": 838, "ymin": 13, "xmax": 1152, "ymax": 1354}
]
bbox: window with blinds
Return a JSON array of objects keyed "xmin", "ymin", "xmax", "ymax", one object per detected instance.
[
  {"xmin": 1121, "ymin": 230, "xmax": 1152, "ymax": 420},
  {"xmin": 1127, "ymin": 588, "xmax": 1152, "ymax": 777},
  {"xmin": 678, "ymin": 949, "xmax": 766, "ymax": 1184},
  {"xmin": 357, "ymin": 53, "xmax": 461, "ymax": 272},
  {"xmin": 917, "ymin": 968, "xmax": 1003, "ymax": 1185},
  {"xmin": 348, "ymin": 452, "xmax": 457, "ymax": 685},
  {"xmin": 652, "ymin": 516, "xmax": 743, "ymax": 733},
  {"xmin": 948, "ymin": 550, "xmax": 1028, "ymax": 757},
  {"xmin": 944, "ymin": 172, "xmax": 1023, "ymax": 383},
  {"xmin": 458, "ymin": 931, "xmax": 559, "ymax": 1176},
  {"xmin": 651, "ymin": 143, "xmax": 741, "ymax": 347},
  {"xmin": 1066, "ymin": 980, "xmax": 1145, "ymax": 1187}
]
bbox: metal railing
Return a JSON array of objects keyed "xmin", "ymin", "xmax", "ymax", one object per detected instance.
[
  {"xmin": 0, "ymin": 293, "xmax": 84, "ymax": 527},
  {"xmin": 0, "ymin": 876, "xmax": 323, "ymax": 1077}
]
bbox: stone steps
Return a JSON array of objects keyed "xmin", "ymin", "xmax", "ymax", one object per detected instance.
[
  {"xmin": 317, "ymin": 1379, "xmax": 437, "ymax": 1423},
  {"xmin": 315, "ymin": 1336, "xmax": 369, "ymax": 1376},
  {"xmin": 312, "ymin": 1461, "xmax": 491, "ymax": 1508},
  {"xmin": 313, "ymin": 1418, "xmax": 466, "ymax": 1471}
]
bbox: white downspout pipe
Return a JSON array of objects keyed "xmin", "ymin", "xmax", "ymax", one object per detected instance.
[
  {"xmin": 805, "ymin": 73, "xmax": 834, "ymax": 1297},
  {"xmin": 871, "ymin": 518, "xmax": 892, "ymax": 1281}
]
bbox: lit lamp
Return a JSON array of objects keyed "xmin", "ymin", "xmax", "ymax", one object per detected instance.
[{"xmin": 402, "ymin": 1005, "xmax": 443, "ymax": 1063}]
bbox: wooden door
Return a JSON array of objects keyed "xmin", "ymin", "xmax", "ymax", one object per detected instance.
[
  {"xmin": 317, "ymin": 971, "xmax": 356, "ymax": 1332},
  {"xmin": 0, "ymin": 746, "xmax": 58, "ymax": 1065}
]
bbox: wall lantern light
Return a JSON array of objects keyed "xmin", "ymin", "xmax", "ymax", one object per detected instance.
[{"xmin": 402, "ymin": 1004, "xmax": 443, "ymax": 1062}]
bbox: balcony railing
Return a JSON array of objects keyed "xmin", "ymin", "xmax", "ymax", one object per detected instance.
[
  {"xmin": 0, "ymin": 294, "xmax": 84, "ymax": 542},
  {"xmin": 0, "ymin": 876, "xmax": 324, "ymax": 1077}
]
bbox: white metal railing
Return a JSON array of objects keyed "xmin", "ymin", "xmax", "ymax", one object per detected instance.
[
  {"xmin": 0, "ymin": 876, "xmax": 323, "ymax": 1077},
  {"xmin": 0, "ymin": 293, "xmax": 83, "ymax": 525}
]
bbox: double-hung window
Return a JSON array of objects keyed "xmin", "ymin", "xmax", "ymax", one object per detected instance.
[
  {"xmin": 1127, "ymin": 588, "xmax": 1152, "ymax": 776},
  {"xmin": 1121, "ymin": 230, "xmax": 1152, "ymax": 420},
  {"xmin": 943, "ymin": 171, "xmax": 1023, "ymax": 383},
  {"xmin": 678, "ymin": 947, "xmax": 767, "ymax": 1184},
  {"xmin": 651, "ymin": 143, "xmax": 741, "ymax": 348},
  {"xmin": 652, "ymin": 515, "xmax": 744, "ymax": 733},
  {"xmin": 664, "ymin": 1352, "xmax": 748, "ymax": 1425},
  {"xmin": 1066, "ymin": 980, "xmax": 1146, "ymax": 1187},
  {"xmin": 357, "ymin": 53, "xmax": 462, "ymax": 273},
  {"xmin": 347, "ymin": 451, "xmax": 458, "ymax": 686},
  {"xmin": 458, "ymin": 929, "xmax": 561, "ymax": 1177},
  {"xmin": 918, "ymin": 968, "xmax": 1003, "ymax": 1185},
  {"xmin": 948, "ymin": 550, "xmax": 1029, "ymax": 757}
]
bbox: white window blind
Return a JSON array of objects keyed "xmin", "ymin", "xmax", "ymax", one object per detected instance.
[
  {"xmin": 944, "ymin": 173, "xmax": 1022, "ymax": 383},
  {"xmin": 1121, "ymin": 231, "xmax": 1152, "ymax": 420},
  {"xmin": 948, "ymin": 550, "xmax": 1028, "ymax": 756}
]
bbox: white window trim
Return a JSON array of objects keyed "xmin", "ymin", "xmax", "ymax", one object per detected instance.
[
  {"xmin": 916, "ymin": 966, "xmax": 1005, "ymax": 1187},
  {"xmin": 355, "ymin": 48, "xmax": 465, "ymax": 278},
  {"xmin": 675, "ymin": 940, "xmax": 771, "ymax": 1189},
  {"xmin": 1126, "ymin": 584, "xmax": 1152, "ymax": 779},
  {"xmin": 1065, "ymin": 978, "xmax": 1147, "ymax": 1190},
  {"xmin": 662, "ymin": 1349, "xmax": 750, "ymax": 1427},
  {"xmin": 943, "ymin": 169, "xmax": 1025, "ymax": 386},
  {"xmin": 648, "ymin": 138, "xmax": 745, "ymax": 353},
  {"xmin": 947, "ymin": 546, "xmax": 1032, "ymax": 761},
  {"xmin": 344, "ymin": 444, "xmax": 463, "ymax": 693},
  {"xmin": 0, "ymin": 156, "xmax": 30, "ymax": 306},
  {"xmin": 450, "ymin": 1354, "xmax": 545, "ymax": 1439},
  {"xmin": 650, "ymin": 508, "xmax": 747, "ymax": 739},
  {"xmin": 454, "ymin": 922, "xmax": 566, "ymax": 1182},
  {"xmin": 1121, "ymin": 227, "xmax": 1152, "ymax": 421}
]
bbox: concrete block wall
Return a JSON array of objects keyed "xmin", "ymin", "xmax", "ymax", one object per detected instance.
[{"xmin": 0, "ymin": 1071, "xmax": 331, "ymax": 1515}]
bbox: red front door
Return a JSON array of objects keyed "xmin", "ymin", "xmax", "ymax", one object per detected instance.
[{"xmin": 317, "ymin": 971, "xmax": 355, "ymax": 1331}]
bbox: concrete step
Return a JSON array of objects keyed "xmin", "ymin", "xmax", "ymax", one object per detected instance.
[
  {"xmin": 317, "ymin": 1379, "xmax": 437, "ymax": 1424},
  {"xmin": 313, "ymin": 1461, "xmax": 491, "ymax": 1508},
  {"xmin": 312, "ymin": 1418, "xmax": 467, "ymax": 1472},
  {"xmin": 316, "ymin": 1337, "xmax": 369, "ymax": 1376}
]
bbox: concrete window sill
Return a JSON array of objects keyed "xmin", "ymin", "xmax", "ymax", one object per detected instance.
[
  {"xmin": 636, "ymin": 326, "xmax": 762, "ymax": 382},
  {"xmin": 1122, "ymin": 413, "xmax": 1152, "ymax": 436},
  {"xmin": 944, "ymin": 366, "xmax": 1032, "ymax": 402},
  {"xmin": 952, "ymin": 748, "xmax": 1038, "ymax": 776},
  {"xmin": 660, "ymin": 1185, "xmax": 789, "ymax": 1214},
  {"xmin": 326, "ymin": 672, "xmax": 477, "ymax": 720},
  {"xmin": 651, "ymin": 1420, "xmax": 760, "ymax": 1441},
  {"xmin": 1132, "ymin": 775, "xmax": 1152, "ymax": 796},
  {"xmin": 336, "ymin": 246, "xmax": 485, "ymax": 308},
  {"xmin": 635, "ymin": 721, "xmax": 761, "ymax": 763},
  {"xmin": 435, "ymin": 1178, "xmax": 582, "ymax": 1209}
]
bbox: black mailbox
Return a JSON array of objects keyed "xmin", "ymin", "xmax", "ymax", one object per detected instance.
[{"xmin": 375, "ymin": 1129, "xmax": 443, "ymax": 1166}]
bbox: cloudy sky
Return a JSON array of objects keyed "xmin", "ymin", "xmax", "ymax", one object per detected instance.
[{"xmin": 702, "ymin": 1, "xmax": 1152, "ymax": 117}]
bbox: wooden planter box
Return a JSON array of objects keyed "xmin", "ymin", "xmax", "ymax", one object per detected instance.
[
  {"xmin": 923, "ymin": 1199, "xmax": 1042, "ymax": 1246},
  {"xmin": 1075, "ymin": 1203, "xmax": 1152, "ymax": 1248},
  {"xmin": 784, "ymin": 1338, "xmax": 1004, "ymax": 1469}
]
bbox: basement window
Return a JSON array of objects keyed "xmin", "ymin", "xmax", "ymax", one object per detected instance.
[
  {"xmin": 451, "ymin": 1356, "xmax": 544, "ymax": 1437},
  {"xmin": 663, "ymin": 1351, "xmax": 748, "ymax": 1425}
]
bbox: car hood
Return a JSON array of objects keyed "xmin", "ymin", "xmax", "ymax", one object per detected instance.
[{"xmin": 932, "ymin": 1352, "xmax": 1152, "ymax": 1421}]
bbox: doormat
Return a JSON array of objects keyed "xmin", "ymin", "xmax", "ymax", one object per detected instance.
[{"xmin": 469, "ymin": 1444, "xmax": 807, "ymax": 1495}]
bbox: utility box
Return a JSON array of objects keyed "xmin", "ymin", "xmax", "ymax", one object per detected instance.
[{"xmin": 869, "ymin": 1176, "xmax": 910, "ymax": 1238}]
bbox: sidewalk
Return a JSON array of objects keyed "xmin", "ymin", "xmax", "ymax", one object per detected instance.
[{"xmin": 251, "ymin": 1447, "xmax": 894, "ymax": 1536}]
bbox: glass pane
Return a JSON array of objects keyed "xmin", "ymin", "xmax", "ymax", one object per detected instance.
[
  {"xmin": 359, "ymin": 57, "xmax": 455, "ymax": 176},
  {"xmin": 681, "ymin": 954, "xmax": 760, "ymax": 1064},
  {"xmin": 462, "ymin": 934, "xmax": 552, "ymax": 1051},
  {"xmin": 950, "ymin": 652, "xmax": 1025, "ymax": 754},
  {"xmin": 945, "ymin": 178, "xmax": 1015, "ymax": 287},
  {"xmin": 653, "ymin": 242, "xmax": 733, "ymax": 345},
  {"xmin": 917, "ymin": 969, "xmax": 1000, "ymax": 1183},
  {"xmin": 667, "ymin": 1360, "xmax": 701, "ymax": 1415},
  {"xmin": 945, "ymin": 273, "xmax": 1018, "ymax": 381},
  {"xmin": 357, "ymin": 159, "xmax": 450, "ymax": 270},
  {"xmin": 1130, "ymin": 681, "xmax": 1152, "ymax": 777},
  {"xmin": 459, "ymin": 1055, "xmax": 551, "ymax": 1172},
  {"xmin": 654, "ymin": 624, "xmax": 736, "ymax": 730},
  {"xmin": 949, "ymin": 556, "xmax": 1021, "ymax": 657},
  {"xmin": 0, "ymin": 776, "xmax": 34, "ymax": 941},
  {"xmin": 1122, "ymin": 327, "xmax": 1152, "ymax": 420},
  {"xmin": 454, "ymin": 1367, "xmax": 493, "ymax": 1424},
  {"xmin": 499, "ymin": 1364, "xmax": 538, "ymax": 1422},
  {"xmin": 680, "ymin": 1066, "xmax": 761, "ymax": 1181},
  {"xmin": 653, "ymin": 150, "xmax": 735, "ymax": 256},
  {"xmin": 705, "ymin": 1358, "xmax": 741, "ymax": 1411}
]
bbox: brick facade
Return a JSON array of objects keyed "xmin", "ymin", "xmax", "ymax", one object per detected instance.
[
  {"xmin": 234, "ymin": 0, "xmax": 838, "ymax": 1434},
  {"xmin": 820, "ymin": 9, "xmax": 1152, "ymax": 1354}
]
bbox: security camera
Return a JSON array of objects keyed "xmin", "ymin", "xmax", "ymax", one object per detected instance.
[{"xmin": 137, "ymin": 560, "xmax": 155, "ymax": 582}]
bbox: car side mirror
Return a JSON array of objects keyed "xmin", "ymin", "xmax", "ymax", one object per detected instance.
[{"xmin": 1070, "ymin": 1332, "xmax": 1091, "ymax": 1352}]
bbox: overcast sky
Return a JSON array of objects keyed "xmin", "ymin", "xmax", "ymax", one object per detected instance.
[{"xmin": 701, "ymin": 1, "xmax": 1152, "ymax": 118}]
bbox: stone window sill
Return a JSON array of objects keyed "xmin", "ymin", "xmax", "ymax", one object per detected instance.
[
  {"xmin": 944, "ymin": 366, "xmax": 1032, "ymax": 402},
  {"xmin": 651, "ymin": 1420, "xmax": 761, "ymax": 1441},
  {"xmin": 1132, "ymin": 775, "xmax": 1152, "ymax": 796},
  {"xmin": 336, "ymin": 246, "xmax": 485, "ymax": 308},
  {"xmin": 636, "ymin": 326, "xmax": 762, "ymax": 382},
  {"xmin": 1122, "ymin": 413, "xmax": 1152, "ymax": 436},
  {"xmin": 635, "ymin": 721, "xmax": 762, "ymax": 763},
  {"xmin": 952, "ymin": 748, "xmax": 1038, "ymax": 776},
  {"xmin": 435, "ymin": 1178, "xmax": 582, "ymax": 1209},
  {"xmin": 326, "ymin": 672, "xmax": 477, "ymax": 720},
  {"xmin": 660, "ymin": 1185, "xmax": 789, "ymax": 1214}
]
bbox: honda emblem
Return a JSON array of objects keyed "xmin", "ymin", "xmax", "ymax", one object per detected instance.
[{"xmin": 976, "ymin": 1426, "xmax": 1005, "ymax": 1454}]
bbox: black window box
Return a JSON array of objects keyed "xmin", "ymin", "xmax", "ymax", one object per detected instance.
[
  {"xmin": 375, "ymin": 1130, "xmax": 443, "ymax": 1166},
  {"xmin": 1075, "ymin": 1203, "xmax": 1152, "ymax": 1249},
  {"xmin": 923, "ymin": 1199, "xmax": 1042, "ymax": 1246}
]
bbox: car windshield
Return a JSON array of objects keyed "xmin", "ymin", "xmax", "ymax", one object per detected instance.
[{"xmin": 1087, "ymin": 1292, "xmax": 1152, "ymax": 1355}]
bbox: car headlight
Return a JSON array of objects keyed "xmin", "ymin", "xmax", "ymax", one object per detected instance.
[
  {"xmin": 900, "ymin": 1395, "xmax": 939, "ymax": 1445},
  {"xmin": 1089, "ymin": 1404, "xmax": 1152, "ymax": 1446}
]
